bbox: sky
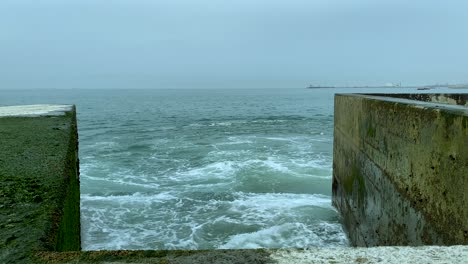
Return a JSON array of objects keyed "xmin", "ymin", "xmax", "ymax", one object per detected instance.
[{"xmin": 1, "ymin": 0, "xmax": 467, "ymax": 89}]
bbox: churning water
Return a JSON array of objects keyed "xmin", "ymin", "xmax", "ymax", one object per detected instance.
[
  {"xmin": 77, "ymin": 88, "xmax": 346, "ymax": 250},
  {"xmin": 1, "ymin": 87, "xmax": 447, "ymax": 250}
]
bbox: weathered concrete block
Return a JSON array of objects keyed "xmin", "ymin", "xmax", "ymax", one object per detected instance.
[
  {"xmin": 0, "ymin": 105, "xmax": 80, "ymax": 263},
  {"xmin": 332, "ymin": 94, "xmax": 468, "ymax": 246}
]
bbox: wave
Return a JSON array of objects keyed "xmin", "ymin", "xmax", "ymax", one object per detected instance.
[
  {"xmin": 219, "ymin": 222, "xmax": 348, "ymax": 249},
  {"xmin": 80, "ymin": 191, "xmax": 343, "ymax": 250}
]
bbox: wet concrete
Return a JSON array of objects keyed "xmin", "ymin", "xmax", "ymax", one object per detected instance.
[{"xmin": 333, "ymin": 94, "xmax": 468, "ymax": 246}]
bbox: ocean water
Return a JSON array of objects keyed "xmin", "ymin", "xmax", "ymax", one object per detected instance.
[{"xmin": 1, "ymin": 87, "xmax": 454, "ymax": 250}]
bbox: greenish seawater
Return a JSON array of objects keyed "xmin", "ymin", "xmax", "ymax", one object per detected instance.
[{"xmin": 1, "ymin": 87, "xmax": 450, "ymax": 250}]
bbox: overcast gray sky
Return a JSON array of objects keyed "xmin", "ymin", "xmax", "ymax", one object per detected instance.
[{"xmin": 1, "ymin": 0, "xmax": 467, "ymax": 89}]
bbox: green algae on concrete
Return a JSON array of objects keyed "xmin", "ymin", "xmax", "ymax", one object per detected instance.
[
  {"xmin": 31, "ymin": 247, "xmax": 468, "ymax": 264},
  {"xmin": 0, "ymin": 105, "xmax": 80, "ymax": 263},
  {"xmin": 34, "ymin": 249, "xmax": 273, "ymax": 264},
  {"xmin": 332, "ymin": 94, "xmax": 468, "ymax": 246}
]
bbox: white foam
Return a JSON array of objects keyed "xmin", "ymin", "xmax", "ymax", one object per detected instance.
[
  {"xmin": 206, "ymin": 150, "xmax": 252, "ymax": 158},
  {"xmin": 171, "ymin": 161, "xmax": 237, "ymax": 181},
  {"xmin": 229, "ymin": 192, "xmax": 333, "ymax": 213},
  {"xmin": 219, "ymin": 224, "xmax": 293, "ymax": 249},
  {"xmin": 78, "ymin": 127, "xmax": 344, "ymax": 250},
  {"xmin": 212, "ymin": 136, "xmax": 254, "ymax": 146},
  {"xmin": 264, "ymin": 137, "xmax": 296, "ymax": 142},
  {"xmin": 214, "ymin": 140, "xmax": 254, "ymax": 146},
  {"xmin": 84, "ymin": 176, "xmax": 161, "ymax": 190},
  {"xmin": 81, "ymin": 192, "xmax": 177, "ymax": 203},
  {"xmin": 81, "ymin": 191, "xmax": 187, "ymax": 250},
  {"xmin": 262, "ymin": 157, "xmax": 292, "ymax": 173},
  {"xmin": 209, "ymin": 121, "xmax": 232, "ymax": 126},
  {"xmin": 80, "ymin": 190, "xmax": 343, "ymax": 250},
  {"xmin": 250, "ymin": 119, "xmax": 287, "ymax": 123},
  {"xmin": 81, "ymin": 201, "xmax": 203, "ymax": 250},
  {"xmin": 219, "ymin": 222, "xmax": 346, "ymax": 249}
]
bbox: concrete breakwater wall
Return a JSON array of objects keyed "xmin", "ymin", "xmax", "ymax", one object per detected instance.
[
  {"xmin": 333, "ymin": 94, "xmax": 468, "ymax": 246},
  {"xmin": 0, "ymin": 105, "xmax": 80, "ymax": 263}
]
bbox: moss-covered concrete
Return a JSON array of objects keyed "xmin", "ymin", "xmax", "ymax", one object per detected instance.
[
  {"xmin": 332, "ymin": 94, "xmax": 468, "ymax": 246},
  {"xmin": 33, "ymin": 249, "xmax": 273, "ymax": 264},
  {"xmin": 28, "ymin": 246, "xmax": 468, "ymax": 264},
  {"xmin": 0, "ymin": 105, "xmax": 80, "ymax": 263}
]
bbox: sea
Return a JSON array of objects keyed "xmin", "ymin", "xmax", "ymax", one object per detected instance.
[{"xmin": 0, "ymin": 87, "xmax": 456, "ymax": 250}]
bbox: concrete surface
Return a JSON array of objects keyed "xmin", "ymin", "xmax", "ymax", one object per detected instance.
[
  {"xmin": 333, "ymin": 94, "xmax": 468, "ymax": 246},
  {"xmin": 0, "ymin": 104, "xmax": 73, "ymax": 117},
  {"xmin": 366, "ymin": 93, "xmax": 467, "ymax": 107},
  {"xmin": 0, "ymin": 104, "xmax": 80, "ymax": 264},
  {"xmin": 270, "ymin": 246, "xmax": 468, "ymax": 264},
  {"xmin": 33, "ymin": 246, "xmax": 468, "ymax": 263}
]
